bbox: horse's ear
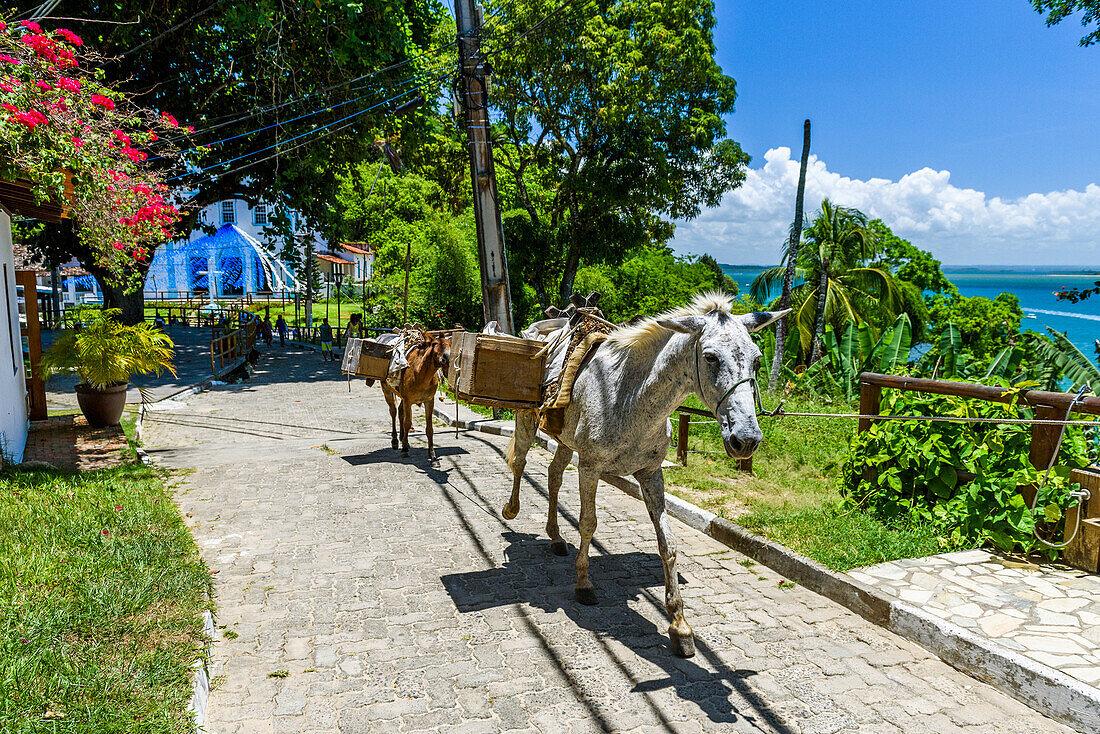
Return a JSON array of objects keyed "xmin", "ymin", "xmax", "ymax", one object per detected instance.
[
  {"xmin": 740, "ymin": 309, "xmax": 791, "ymax": 332},
  {"xmin": 656, "ymin": 315, "xmax": 706, "ymax": 334}
]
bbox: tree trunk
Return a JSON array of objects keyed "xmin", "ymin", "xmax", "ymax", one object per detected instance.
[
  {"xmin": 97, "ymin": 275, "xmax": 147, "ymax": 325},
  {"xmin": 768, "ymin": 119, "xmax": 811, "ymax": 392},
  {"xmin": 809, "ymin": 260, "xmax": 829, "ymax": 364},
  {"xmin": 304, "ymin": 237, "xmax": 314, "ymax": 326}
]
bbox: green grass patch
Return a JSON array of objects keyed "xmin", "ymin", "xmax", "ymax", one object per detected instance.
[
  {"xmin": 0, "ymin": 463, "xmax": 212, "ymax": 732},
  {"xmin": 665, "ymin": 393, "xmax": 967, "ymax": 571}
]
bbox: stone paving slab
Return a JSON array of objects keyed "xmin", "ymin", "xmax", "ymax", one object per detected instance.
[
  {"xmin": 850, "ymin": 550, "xmax": 1100, "ymax": 689},
  {"xmin": 141, "ymin": 349, "xmax": 1078, "ymax": 733}
]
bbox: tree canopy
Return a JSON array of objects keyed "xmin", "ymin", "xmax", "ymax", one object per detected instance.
[
  {"xmin": 1031, "ymin": 1, "xmax": 1100, "ymax": 46},
  {"xmin": 484, "ymin": 0, "xmax": 749, "ymax": 305}
]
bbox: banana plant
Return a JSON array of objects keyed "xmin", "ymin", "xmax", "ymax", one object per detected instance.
[
  {"xmin": 938, "ymin": 322, "xmax": 961, "ymax": 378},
  {"xmin": 984, "ymin": 345, "xmax": 1025, "ymax": 380},
  {"xmin": 1031, "ymin": 329, "xmax": 1100, "ymax": 391}
]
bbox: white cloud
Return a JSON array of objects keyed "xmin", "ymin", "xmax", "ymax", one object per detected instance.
[{"xmin": 672, "ymin": 147, "xmax": 1100, "ymax": 266}]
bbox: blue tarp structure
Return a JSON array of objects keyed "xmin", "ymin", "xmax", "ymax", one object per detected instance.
[{"xmin": 142, "ymin": 224, "xmax": 298, "ymax": 298}]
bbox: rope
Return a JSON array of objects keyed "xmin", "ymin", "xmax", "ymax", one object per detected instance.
[{"xmin": 755, "ymin": 408, "xmax": 1100, "ymax": 427}]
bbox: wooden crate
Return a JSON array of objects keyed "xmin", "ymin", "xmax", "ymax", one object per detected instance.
[
  {"xmin": 449, "ymin": 332, "xmax": 545, "ymax": 408},
  {"xmin": 342, "ymin": 337, "xmax": 393, "ymax": 380}
]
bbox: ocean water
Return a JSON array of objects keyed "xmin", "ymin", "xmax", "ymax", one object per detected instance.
[{"xmin": 721, "ymin": 266, "xmax": 1100, "ymax": 361}]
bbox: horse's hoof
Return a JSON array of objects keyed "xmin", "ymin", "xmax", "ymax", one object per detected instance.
[
  {"xmin": 501, "ymin": 501, "xmax": 519, "ymax": 520},
  {"xmin": 391, "ymin": 440, "xmax": 399, "ymax": 450},
  {"xmin": 575, "ymin": 587, "xmax": 598, "ymax": 606},
  {"xmin": 668, "ymin": 627, "xmax": 696, "ymax": 658},
  {"xmin": 550, "ymin": 539, "xmax": 568, "ymax": 556},
  {"xmin": 401, "ymin": 449, "xmax": 409, "ymax": 457}
]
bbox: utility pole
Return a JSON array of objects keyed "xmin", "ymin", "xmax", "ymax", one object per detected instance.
[{"xmin": 455, "ymin": 0, "xmax": 515, "ymax": 334}]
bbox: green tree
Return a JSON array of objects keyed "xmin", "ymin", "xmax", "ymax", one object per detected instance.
[
  {"xmin": 1031, "ymin": 1, "xmax": 1100, "ymax": 46},
  {"xmin": 486, "ymin": 0, "xmax": 750, "ymax": 305},
  {"xmin": 751, "ymin": 201, "xmax": 901, "ymax": 364},
  {"xmin": 31, "ymin": 1, "xmax": 446, "ymax": 316},
  {"xmin": 928, "ymin": 293, "xmax": 1025, "ymax": 362},
  {"xmin": 869, "ymin": 220, "xmax": 957, "ymax": 297}
]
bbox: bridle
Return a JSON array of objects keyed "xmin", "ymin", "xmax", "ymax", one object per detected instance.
[{"xmin": 692, "ymin": 335, "xmax": 764, "ymax": 418}]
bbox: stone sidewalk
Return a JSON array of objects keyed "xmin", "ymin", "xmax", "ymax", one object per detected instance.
[
  {"xmin": 142, "ymin": 347, "xmax": 1078, "ymax": 733},
  {"xmin": 850, "ymin": 550, "xmax": 1100, "ymax": 689}
]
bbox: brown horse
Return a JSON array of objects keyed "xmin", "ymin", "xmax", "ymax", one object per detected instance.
[{"xmin": 381, "ymin": 334, "xmax": 450, "ymax": 462}]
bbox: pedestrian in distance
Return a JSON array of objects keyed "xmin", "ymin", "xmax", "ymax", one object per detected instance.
[
  {"xmin": 320, "ymin": 318, "xmax": 334, "ymax": 362},
  {"xmin": 275, "ymin": 314, "xmax": 288, "ymax": 346},
  {"xmin": 261, "ymin": 315, "xmax": 274, "ymax": 346}
]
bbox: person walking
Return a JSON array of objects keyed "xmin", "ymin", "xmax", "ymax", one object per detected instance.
[
  {"xmin": 319, "ymin": 318, "xmax": 334, "ymax": 362},
  {"xmin": 261, "ymin": 315, "xmax": 274, "ymax": 346},
  {"xmin": 275, "ymin": 314, "xmax": 288, "ymax": 346},
  {"xmin": 344, "ymin": 313, "xmax": 362, "ymax": 342}
]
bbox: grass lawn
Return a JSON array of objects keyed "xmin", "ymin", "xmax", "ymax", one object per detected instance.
[
  {"xmin": 0, "ymin": 462, "xmax": 211, "ymax": 732},
  {"xmin": 663, "ymin": 393, "xmax": 970, "ymax": 571}
]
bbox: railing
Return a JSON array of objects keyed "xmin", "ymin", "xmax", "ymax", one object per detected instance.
[
  {"xmin": 210, "ymin": 309, "xmax": 261, "ymax": 375},
  {"xmin": 858, "ymin": 372, "xmax": 1100, "ymax": 572}
]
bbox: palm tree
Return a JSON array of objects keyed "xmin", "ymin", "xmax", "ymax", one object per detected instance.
[{"xmin": 751, "ymin": 199, "xmax": 900, "ymax": 365}]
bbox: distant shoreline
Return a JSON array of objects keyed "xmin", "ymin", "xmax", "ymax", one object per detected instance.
[{"xmin": 720, "ymin": 264, "xmax": 1100, "ymax": 276}]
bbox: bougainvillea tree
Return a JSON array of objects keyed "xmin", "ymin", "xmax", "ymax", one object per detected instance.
[{"xmin": 0, "ymin": 18, "xmax": 193, "ymax": 292}]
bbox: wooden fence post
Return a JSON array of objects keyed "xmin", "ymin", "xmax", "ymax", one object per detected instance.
[
  {"xmin": 1025, "ymin": 404, "xmax": 1061, "ymax": 507},
  {"xmin": 677, "ymin": 411, "xmax": 689, "ymax": 466},
  {"xmin": 858, "ymin": 379, "xmax": 881, "ymax": 433}
]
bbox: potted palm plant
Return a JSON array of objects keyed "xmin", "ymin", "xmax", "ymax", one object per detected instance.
[{"xmin": 41, "ymin": 308, "xmax": 175, "ymax": 427}]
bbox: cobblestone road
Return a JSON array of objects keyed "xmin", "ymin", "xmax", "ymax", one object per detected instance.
[{"xmin": 143, "ymin": 346, "xmax": 1076, "ymax": 733}]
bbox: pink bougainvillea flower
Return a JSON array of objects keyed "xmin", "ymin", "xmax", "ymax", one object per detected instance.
[
  {"xmin": 160, "ymin": 111, "xmax": 178, "ymax": 127},
  {"xmin": 35, "ymin": 80, "xmax": 53, "ymax": 90},
  {"xmin": 0, "ymin": 54, "xmax": 20, "ymax": 65},
  {"xmin": 113, "ymin": 129, "xmax": 131, "ymax": 146},
  {"xmin": 14, "ymin": 110, "xmax": 48, "ymax": 130},
  {"xmin": 71, "ymin": 136, "xmax": 83, "ymax": 147},
  {"xmin": 57, "ymin": 77, "xmax": 80, "ymax": 93},
  {"xmin": 20, "ymin": 21, "xmax": 42, "ymax": 33},
  {"xmin": 90, "ymin": 94, "xmax": 115, "ymax": 110},
  {"xmin": 102, "ymin": 529, "xmax": 110, "ymax": 535},
  {"xmin": 0, "ymin": 103, "xmax": 18, "ymax": 113},
  {"xmin": 0, "ymin": 82, "xmax": 12, "ymax": 93},
  {"xmin": 185, "ymin": 125, "xmax": 195, "ymax": 133},
  {"xmin": 56, "ymin": 29, "xmax": 83, "ymax": 46},
  {"xmin": 121, "ymin": 146, "xmax": 142, "ymax": 162},
  {"xmin": 112, "ymin": 241, "xmax": 124, "ymax": 250},
  {"xmin": 147, "ymin": 130, "xmax": 158, "ymax": 142},
  {"xmin": 114, "ymin": 506, "xmax": 121, "ymax": 511}
]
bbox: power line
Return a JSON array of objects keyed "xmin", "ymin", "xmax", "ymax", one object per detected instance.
[
  {"xmin": 172, "ymin": 72, "xmax": 449, "ymax": 183},
  {"xmin": 176, "ymin": 42, "xmax": 455, "ymax": 138},
  {"xmin": 170, "ymin": 64, "xmax": 450, "ymax": 157}
]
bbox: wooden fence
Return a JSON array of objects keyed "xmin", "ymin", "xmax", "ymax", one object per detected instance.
[
  {"xmin": 858, "ymin": 372, "xmax": 1100, "ymax": 572},
  {"xmin": 210, "ymin": 310, "xmax": 261, "ymax": 375}
]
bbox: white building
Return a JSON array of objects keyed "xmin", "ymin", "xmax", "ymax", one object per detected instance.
[
  {"xmin": 0, "ymin": 181, "xmax": 64, "ymax": 464},
  {"xmin": 0, "ymin": 208, "xmax": 26, "ymax": 463},
  {"xmin": 142, "ymin": 198, "xmax": 316, "ymax": 300}
]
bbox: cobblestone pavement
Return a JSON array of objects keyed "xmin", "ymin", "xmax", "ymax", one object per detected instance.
[
  {"xmin": 851, "ymin": 549, "xmax": 1100, "ymax": 689},
  {"xmin": 142, "ymin": 347, "xmax": 1077, "ymax": 733}
]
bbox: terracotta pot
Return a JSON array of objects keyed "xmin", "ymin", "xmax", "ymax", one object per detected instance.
[{"xmin": 74, "ymin": 382, "xmax": 129, "ymax": 428}]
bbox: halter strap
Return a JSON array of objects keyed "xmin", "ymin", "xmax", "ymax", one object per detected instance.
[{"xmin": 692, "ymin": 335, "xmax": 763, "ymax": 417}]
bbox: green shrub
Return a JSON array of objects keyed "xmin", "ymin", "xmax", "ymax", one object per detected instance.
[{"xmin": 841, "ymin": 380, "xmax": 1091, "ymax": 557}]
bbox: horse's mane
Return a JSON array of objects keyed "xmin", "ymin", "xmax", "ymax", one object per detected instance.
[{"xmin": 605, "ymin": 291, "xmax": 733, "ymax": 352}]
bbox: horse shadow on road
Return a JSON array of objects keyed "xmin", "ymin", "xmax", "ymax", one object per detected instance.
[{"xmin": 435, "ymin": 435, "xmax": 797, "ymax": 733}]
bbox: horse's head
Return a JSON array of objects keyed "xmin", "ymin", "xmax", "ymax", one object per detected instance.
[{"xmin": 658, "ymin": 309, "xmax": 789, "ymax": 459}]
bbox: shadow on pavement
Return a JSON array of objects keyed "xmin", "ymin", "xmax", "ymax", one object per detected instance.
[{"xmin": 434, "ymin": 431, "xmax": 796, "ymax": 732}]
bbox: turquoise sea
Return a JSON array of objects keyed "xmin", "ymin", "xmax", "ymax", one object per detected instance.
[{"xmin": 721, "ymin": 266, "xmax": 1100, "ymax": 361}]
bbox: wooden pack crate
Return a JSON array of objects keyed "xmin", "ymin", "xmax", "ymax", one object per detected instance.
[
  {"xmin": 449, "ymin": 332, "xmax": 545, "ymax": 409},
  {"xmin": 342, "ymin": 337, "xmax": 393, "ymax": 380}
]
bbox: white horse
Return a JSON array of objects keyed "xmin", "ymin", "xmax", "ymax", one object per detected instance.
[{"xmin": 503, "ymin": 292, "xmax": 787, "ymax": 657}]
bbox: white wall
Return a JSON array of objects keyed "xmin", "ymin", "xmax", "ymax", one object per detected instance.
[{"xmin": 0, "ymin": 209, "xmax": 27, "ymax": 463}]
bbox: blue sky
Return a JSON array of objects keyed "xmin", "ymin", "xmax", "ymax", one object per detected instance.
[{"xmin": 671, "ymin": 1, "xmax": 1100, "ymax": 266}]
